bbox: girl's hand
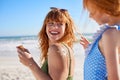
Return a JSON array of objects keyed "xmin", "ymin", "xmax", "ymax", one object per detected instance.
[
  {"xmin": 16, "ymin": 45, "xmax": 34, "ymax": 67},
  {"xmin": 80, "ymin": 36, "xmax": 90, "ymax": 49}
]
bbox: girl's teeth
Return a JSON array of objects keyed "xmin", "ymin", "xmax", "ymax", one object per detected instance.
[{"xmin": 51, "ymin": 31, "xmax": 58, "ymax": 34}]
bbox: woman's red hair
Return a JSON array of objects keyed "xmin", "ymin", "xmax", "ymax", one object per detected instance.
[{"xmin": 38, "ymin": 9, "xmax": 76, "ymax": 62}]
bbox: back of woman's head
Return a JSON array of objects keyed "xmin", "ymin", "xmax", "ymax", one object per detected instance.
[
  {"xmin": 38, "ymin": 7, "xmax": 76, "ymax": 61},
  {"xmin": 83, "ymin": 0, "xmax": 120, "ymax": 16}
]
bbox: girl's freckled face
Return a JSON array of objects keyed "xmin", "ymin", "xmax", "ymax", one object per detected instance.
[{"xmin": 46, "ymin": 21, "xmax": 66, "ymax": 43}]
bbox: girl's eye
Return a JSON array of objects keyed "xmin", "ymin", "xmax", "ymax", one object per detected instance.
[
  {"xmin": 47, "ymin": 22, "xmax": 54, "ymax": 26},
  {"xmin": 47, "ymin": 22, "xmax": 64, "ymax": 27},
  {"xmin": 57, "ymin": 23, "xmax": 63, "ymax": 27}
]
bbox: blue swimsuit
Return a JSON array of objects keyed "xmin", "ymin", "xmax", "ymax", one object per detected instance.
[{"xmin": 84, "ymin": 25, "xmax": 120, "ymax": 80}]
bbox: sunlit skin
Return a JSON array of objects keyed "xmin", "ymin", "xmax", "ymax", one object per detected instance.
[{"xmin": 80, "ymin": 36, "xmax": 89, "ymax": 49}]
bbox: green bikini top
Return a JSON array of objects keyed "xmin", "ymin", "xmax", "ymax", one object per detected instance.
[{"xmin": 41, "ymin": 43, "xmax": 73, "ymax": 80}]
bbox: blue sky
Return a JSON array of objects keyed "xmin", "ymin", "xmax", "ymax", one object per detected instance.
[{"xmin": 0, "ymin": 0, "xmax": 99, "ymax": 36}]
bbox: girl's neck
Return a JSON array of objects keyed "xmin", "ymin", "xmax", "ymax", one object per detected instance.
[{"xmin": 49, "ymin": 40, "xmax": 57, "ymax": 45}]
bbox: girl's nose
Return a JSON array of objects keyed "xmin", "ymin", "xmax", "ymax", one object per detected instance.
[{"xmin": 52, "ymin": 23, "xmax": 59, "ymax": 28}]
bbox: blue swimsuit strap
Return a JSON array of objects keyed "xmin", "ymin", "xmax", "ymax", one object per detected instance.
[
  {"xmin": 117, "ymin": 25, "xmax": 120, "ymax": 30},
  {"xmin": 91, "ymin": 26, "xmax": 110, "ymax": 51}
]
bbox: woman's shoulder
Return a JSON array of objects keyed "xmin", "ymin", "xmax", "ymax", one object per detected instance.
[
  {"xmin": 102, "ymin": 27, "xmax": 120, "ymax": 45},
  {"xmin": 48, "ymin": 43, "xmax": 69, "ymax": 57},
  {"xmin": 102, "ymin": 27, "xmax": 116, "ymax": 37}
]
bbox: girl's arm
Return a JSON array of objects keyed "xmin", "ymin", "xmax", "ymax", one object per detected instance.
[
  {"xmin": 17, "ymin": 47, "xmax": 52, "ymax": 80},
  {"xmin": 102, "ymin": 30, "xmax": 120, "ymax": 80},
  {"xmin": 28, "ymin": 59, "xmax": 52, "ymax": 80},
  {"xmin": 118, "ymin": 48, "xmax": 120, "ymax": 64},
  {"xmin": 48, "ymin": 43, "xmax": 69, "ymax": 80}
]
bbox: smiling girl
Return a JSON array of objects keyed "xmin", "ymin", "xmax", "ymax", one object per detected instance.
[{"xmin": 17, "ymin": 7, "xmax": 76, "ymax": 80}]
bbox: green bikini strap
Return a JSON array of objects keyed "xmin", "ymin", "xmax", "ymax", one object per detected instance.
[{"xmin": 62, "ymin": 43, "xmax": 71, "ymax": 77}]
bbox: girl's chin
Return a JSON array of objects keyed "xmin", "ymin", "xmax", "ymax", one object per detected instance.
[
  {"xmin": 49, "ymin": 36, "xmax": 63, "ymax": 43},
  {"xmin": 49, "ymin": 38, "xmax": 59, "ymax": 43},
  {"xmin": 98, "ymin": 22, "xmax": 105, "ymax": 26}
]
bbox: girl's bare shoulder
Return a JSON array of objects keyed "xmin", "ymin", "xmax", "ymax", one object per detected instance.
[
  {"xmin": 102, "ymin": 28, "xmax": 120, "ymax": 45},
  {"xmin": 102, "ymin": 28, "xmax": 119, "ymax": 39},
  {"xmin": 48, "ymin": 43, "xmax": 69, "ymax": 57}
]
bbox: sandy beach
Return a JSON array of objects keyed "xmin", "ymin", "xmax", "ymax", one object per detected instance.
[
  {"xmin": 0, "ymin": 38, "xmax": 85, "ymax": 80},
  {"xmin": 0, "ymin": 57, "xmax": 35, "ymax": 80}
]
